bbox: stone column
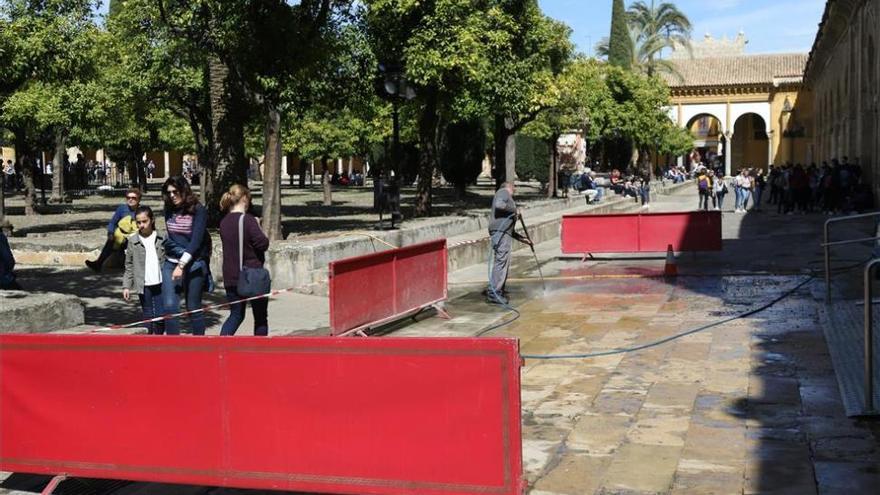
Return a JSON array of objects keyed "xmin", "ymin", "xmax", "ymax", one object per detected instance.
[
  {"xmin": 767, "ymin": 130, "xmax": 775, "ymax": 166},
  {"xmin": 163, "ymin": 151, "xmax": 171, "ymax": 179},
  {"xmin": 724, "ymin": 132, "xmax": 733, "ymax": 176}
]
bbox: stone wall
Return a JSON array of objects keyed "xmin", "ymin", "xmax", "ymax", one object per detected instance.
[{"xmin": 807, "ymin": 0, "xmax": 880, "ymax": 185}]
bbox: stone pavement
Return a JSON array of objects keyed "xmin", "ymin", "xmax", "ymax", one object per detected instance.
[
  {"xmin": 385, "ymin": 188, "xmax": 880, "ymax": 494},
  {"xmin": 4, "ymin": 185, "xmax": 880, "ymax": 495}
]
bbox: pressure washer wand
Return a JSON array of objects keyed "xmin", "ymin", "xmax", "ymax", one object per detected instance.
[{"xmin": 518, "ymin": 214, "xmax": 547, "ymax": 292}]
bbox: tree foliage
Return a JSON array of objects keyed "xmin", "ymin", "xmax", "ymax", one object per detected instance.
[{"xmin": 608, "ymin": 0, "xmax": 631, "ymax": 69}]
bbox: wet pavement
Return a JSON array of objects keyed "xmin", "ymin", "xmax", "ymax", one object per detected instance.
[
  {"xmin": 4, "ymin": 189, "xmax": 880, "ymax": 494},
  {"xmin": 397, "ymin": 191, "xmax": 880, "ymax": 494}
]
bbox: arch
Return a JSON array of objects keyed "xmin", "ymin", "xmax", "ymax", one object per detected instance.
[
  {"xmin": 679, "ymin": 104, "xmax": 727, "ymax": 135},
  {"xmin": 683, "ymin": 113, "xmax": 725, "ymax": 169},
  {"xmin": 732, "ymin": 113, "xmax": 770, "ymax": 170},
  {"xmin": 729, "ymin": 102, "xmax": 771, "ymax": 135}
]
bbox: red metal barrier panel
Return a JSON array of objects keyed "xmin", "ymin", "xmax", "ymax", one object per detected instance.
[
  {"xmin": 329, "ymin": 239, "xmax": 447, "ymax": 336},
  {"xmin": 0, "ymin": 334, "xmax": 523, "ymax": 495},
  {"xmin": 561, "ymin": 214, "xmax": 641, "ymax": 254},
  {"xmin": 638, "ymin": 211, "xmax": 722, "ymax": 252},
  {"xmin": 562, "ymin": 211, "xmax": 722, "ymax": 254}
]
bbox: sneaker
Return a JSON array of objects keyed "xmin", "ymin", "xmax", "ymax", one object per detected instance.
[
  {"xmin": 85, "ymin": 260, "xmax": 101, "ymax": 273},
  {"xmin": 487, "ymin": 295, "xmax": 509, "ymax": 306}
]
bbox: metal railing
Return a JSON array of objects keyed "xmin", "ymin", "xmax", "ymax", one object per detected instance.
[
  {"xmin": 864, "ymin": 260, "xmax": 880, "ymax": 413},
  {"xmin": 823, "ymin": 212, "xmax": 880, "ymax": 301}
]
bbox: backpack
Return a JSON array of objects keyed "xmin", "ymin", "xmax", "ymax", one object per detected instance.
[{"xmin": 698, "ymin": 176, "xmax": 709, "ymax": 191}]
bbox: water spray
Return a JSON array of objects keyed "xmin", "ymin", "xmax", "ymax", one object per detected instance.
[{"xmin": 518, "ymin": 214, "xmax": 547, "ymax": 293}]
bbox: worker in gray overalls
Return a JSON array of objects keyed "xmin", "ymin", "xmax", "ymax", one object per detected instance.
[{"xmin": 487, "ymin": 182, "xmax": 532, "ymax": 305}]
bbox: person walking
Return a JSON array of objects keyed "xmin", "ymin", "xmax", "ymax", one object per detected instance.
[
  {"xmin": 739, "ymin": 170, "xmax": 753, "ymax": 212},
  {"xmin": 161, "ymin": 176, "xmax": 212, "ymax": 335},
  {"xmin": 487, "ymin": 182, "xmax": 531, "ymax": 305},
  {"xmin": 219, "ymin": 185, "xmax": 270, "ymax": 336},
  {"xmin": 697, "ymin": 169, "xmax": 712, "ymax": 211},
  {"xmin": 753, "ymin": 169, "xmax": 766, "ymax": 212},
  {"xmin": 713, "ymin": 172, "xmax": 728, "ymax": 210},
  {"xmin": 85, "ymin": 188, "xmax": 141, "ymax": 272},
  {"xmin": 122, "ymin": 206, "xmax": 165, "ymax": 334}
]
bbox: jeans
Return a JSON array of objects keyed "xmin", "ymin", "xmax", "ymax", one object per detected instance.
[
  {"xmin": 716, "ymin": 191, "xmax": 726, "ymax": 210},
  {"xmin": 220, "ymin": 287, "xmax": 269, "ymax": 336},
  {"xmin": 741, "ymin": 190, "xmax": 752, "ymax": 211},
  {"xmin": 699, "ymin": 191, "xmax": 711, "ymax": 210},
  {"xmin": 753, "ymin": 186, "xmax": 764, "ymax": 210},
  {"xmin": 734, "ymin": 186, "xmax": 743, "ymax": 210},
  {"xmin": 161, "ymin": 260, "xmax": 206, "ymax": 335},
  {"xmin": 139, "ymin": 284, "xmax": 165, "ymax": 335}
]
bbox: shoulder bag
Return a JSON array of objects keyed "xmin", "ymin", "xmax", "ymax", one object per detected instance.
[{"xmin": 237, "ymin": 214, "xmax": 271, "ymax": 297}]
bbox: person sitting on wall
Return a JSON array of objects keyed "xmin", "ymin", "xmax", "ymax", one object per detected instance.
[
  {"xmin": 85, "ymin": 188, "xmax": 142, "ymax": 272},
  {"xmin": 0, "ymin": 231, "xmax": 20, "ymax": 290}
]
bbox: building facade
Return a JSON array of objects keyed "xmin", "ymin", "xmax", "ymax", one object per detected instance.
[
  {"xmin": 665, "ymin": 34, "xmax": 814, "ymax": 175},
  {"xmin": 805, "ymin": 0, "xmax": 879, "ymax": 188}
]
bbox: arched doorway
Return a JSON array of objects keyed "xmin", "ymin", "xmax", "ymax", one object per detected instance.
[
  {"xmin": 685, "ymin": 113, "xmax": 724, "ymax": 170},
  {"xmin": 732, "ymin": 113, "xmax": 769, "ymax": 171}
]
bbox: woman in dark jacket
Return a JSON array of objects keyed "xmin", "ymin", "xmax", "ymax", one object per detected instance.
[
  {"xmin": 219, "ymin": 184, "xmax": 270, "ymax": 336},
  {"xmin": 161, "ymin": 176, "xmax": 212, "ymax": 335}
]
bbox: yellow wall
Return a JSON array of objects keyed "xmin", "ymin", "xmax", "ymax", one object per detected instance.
[
  {"xmin": 769, "ymin": 88, "xmax": 814, "ymax": 165},
  {"xmin": 1, "ymin": 147, "xmax": 15, "ymax": 164},
  {"xmin": 672, "ymin": 84, "xmax": 815, "ymax": 169}
]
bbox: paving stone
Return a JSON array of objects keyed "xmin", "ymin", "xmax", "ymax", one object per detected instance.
[
  {"xmin": 671, "ymin": 469, "xmax": 744, "ymax": 494},
  {"xmin": 531, "ymin": 454, "xmax": 611, "ymax": 495},
  {"xmin": 626, "ymin": 414, "xmax": 690, "ymax": 447},
  {"xmin": 744, "ymin": 438, "xmax": 817, "ymax": 495},
  {"xmin": 599, "ymin": 443, "xmax": 682, "ymax": 494},
  {"xmin": 568, "ymin": 414, "xmax": 632, "ymax": 454},
  {"xmin": 814, "ymin": 461, "xmax": 880, "ymax": 494}
]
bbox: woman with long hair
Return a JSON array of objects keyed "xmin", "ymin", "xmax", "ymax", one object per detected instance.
[
  {"xmin": 219, "ymin": 184, "xmax": 270, "ymax": 336},
  {"xmin": 160, "ymin": 176, "xmax": 212, "ymax": 335}
]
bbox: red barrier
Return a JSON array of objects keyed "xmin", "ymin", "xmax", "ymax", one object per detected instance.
[
  {"xmin": 329, "ymin": 239, "xmax": 448, "ymax": 336},
  {"xmin": 0, "ymin": 334, "xmax": 523, "ymax": 495},
  {"xmin": 561, "ymin": 211, "xmax": 722, "ymax": 254}
]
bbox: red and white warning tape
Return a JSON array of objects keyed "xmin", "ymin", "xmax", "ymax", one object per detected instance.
[{"xmin": 89, "ymin": 287, "xmax": 297, "ymax": 333}]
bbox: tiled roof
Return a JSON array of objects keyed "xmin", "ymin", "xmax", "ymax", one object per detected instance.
[{"xmin": 664, "ymin": 53, "xmax": 808, "ymax": 88}]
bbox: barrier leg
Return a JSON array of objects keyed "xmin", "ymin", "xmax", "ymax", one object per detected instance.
[
  {"xmin": 41, "ymin": 475, "xmax": 67, "ymax": 495},
  {"xmin": 433, "ymin": 303, "xmax": 452, "ymax": 320}
]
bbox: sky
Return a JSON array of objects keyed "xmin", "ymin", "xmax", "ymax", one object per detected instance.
[
  {"xmin": 539, "ymin": 0, "xmax": 828, "ymax": 56},
  {"xmin": 95, "ymin": 0, "xmax": 828, "ymax": 56}
]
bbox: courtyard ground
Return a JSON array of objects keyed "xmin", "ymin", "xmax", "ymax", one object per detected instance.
[{"xmin": 3, "ymin": 185, "xmax": 880, "ymax": 494}]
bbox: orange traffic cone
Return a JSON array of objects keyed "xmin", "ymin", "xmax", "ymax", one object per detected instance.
[{"xmin": 664, "ymin": 244, "xmax": 678, "ymax": 277}]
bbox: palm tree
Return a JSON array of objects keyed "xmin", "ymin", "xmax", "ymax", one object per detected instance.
[{"xmin": 595, "ymin": 0, "xmax": 691, "ymax": 79}]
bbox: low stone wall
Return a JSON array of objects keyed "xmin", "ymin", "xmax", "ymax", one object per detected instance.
[
  {"xmin": 11, "ymin": 180, "xmax": 692, "ymax": 295},
  {"xmin": 0, "ymin": 291, "xmax": 85, "ymax": 333}
]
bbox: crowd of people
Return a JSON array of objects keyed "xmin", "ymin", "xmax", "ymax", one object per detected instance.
[
  {"xmin": 559, "ymin": 166, "xmax": 650, "ymax": 208},
  {"xmin": 83, "ymin": 177, "xmax": 272, "ymax": 336},
  {"xmin": 690, "ymin": 156, "xmax": 871, "ymax": 214}
]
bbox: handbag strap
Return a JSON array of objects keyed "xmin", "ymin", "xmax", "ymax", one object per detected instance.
[{"xmin": 238, "ymin": 213, "xmax": 244, "ymax": 271}]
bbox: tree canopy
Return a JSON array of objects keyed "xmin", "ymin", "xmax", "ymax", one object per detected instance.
[{"xmin": 0, "ymin": 0, "xmax": 697, "ymax": 225}]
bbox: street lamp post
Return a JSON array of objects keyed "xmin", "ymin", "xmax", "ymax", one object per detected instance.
[{"xmin": 375, "ymin": 64, "xmax": 416, "ymax": 230}]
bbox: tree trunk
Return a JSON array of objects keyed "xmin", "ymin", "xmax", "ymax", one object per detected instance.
[
  {"xmin": 50, "ymin": 129, "xmax": 67, "ymax": 203},
  {"xmin": 261, "ymin": 104, "xmax": 284, "ymax": 240},
  {"xmin": 548, "ymin": 135, "xmax": 558, "ymax": 198},
  {"xmin": 415, "ymin": 93, "xmax": 440, "ymax": 217},
  {"xmin": 207, "ymin": 55, "xmax": 247, "ymax": 225},
  {"xmin": 321, "ymin": 157, "xmax": 331, "ymax": 206},
  {"xmin": 14, "ymin": 130, "xmax": 37, "ymax": 215},
  {"xmin": 505, "ymin": 125, "xmax": 516, "ymax": 184},
  {"xmin": 251, "ymin": 159, "xmax": 263, "ymax": 182},
  {"xmin": 493, "ymin": 116, "xmax": 506, "ymax": 188},
  {"xmin": 298, "ymin": 159, "xmax": 307, "ymax": 189},
  {"xmin": 492, "ymin": 115, "xmax": 517, "ymax": 188}
]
